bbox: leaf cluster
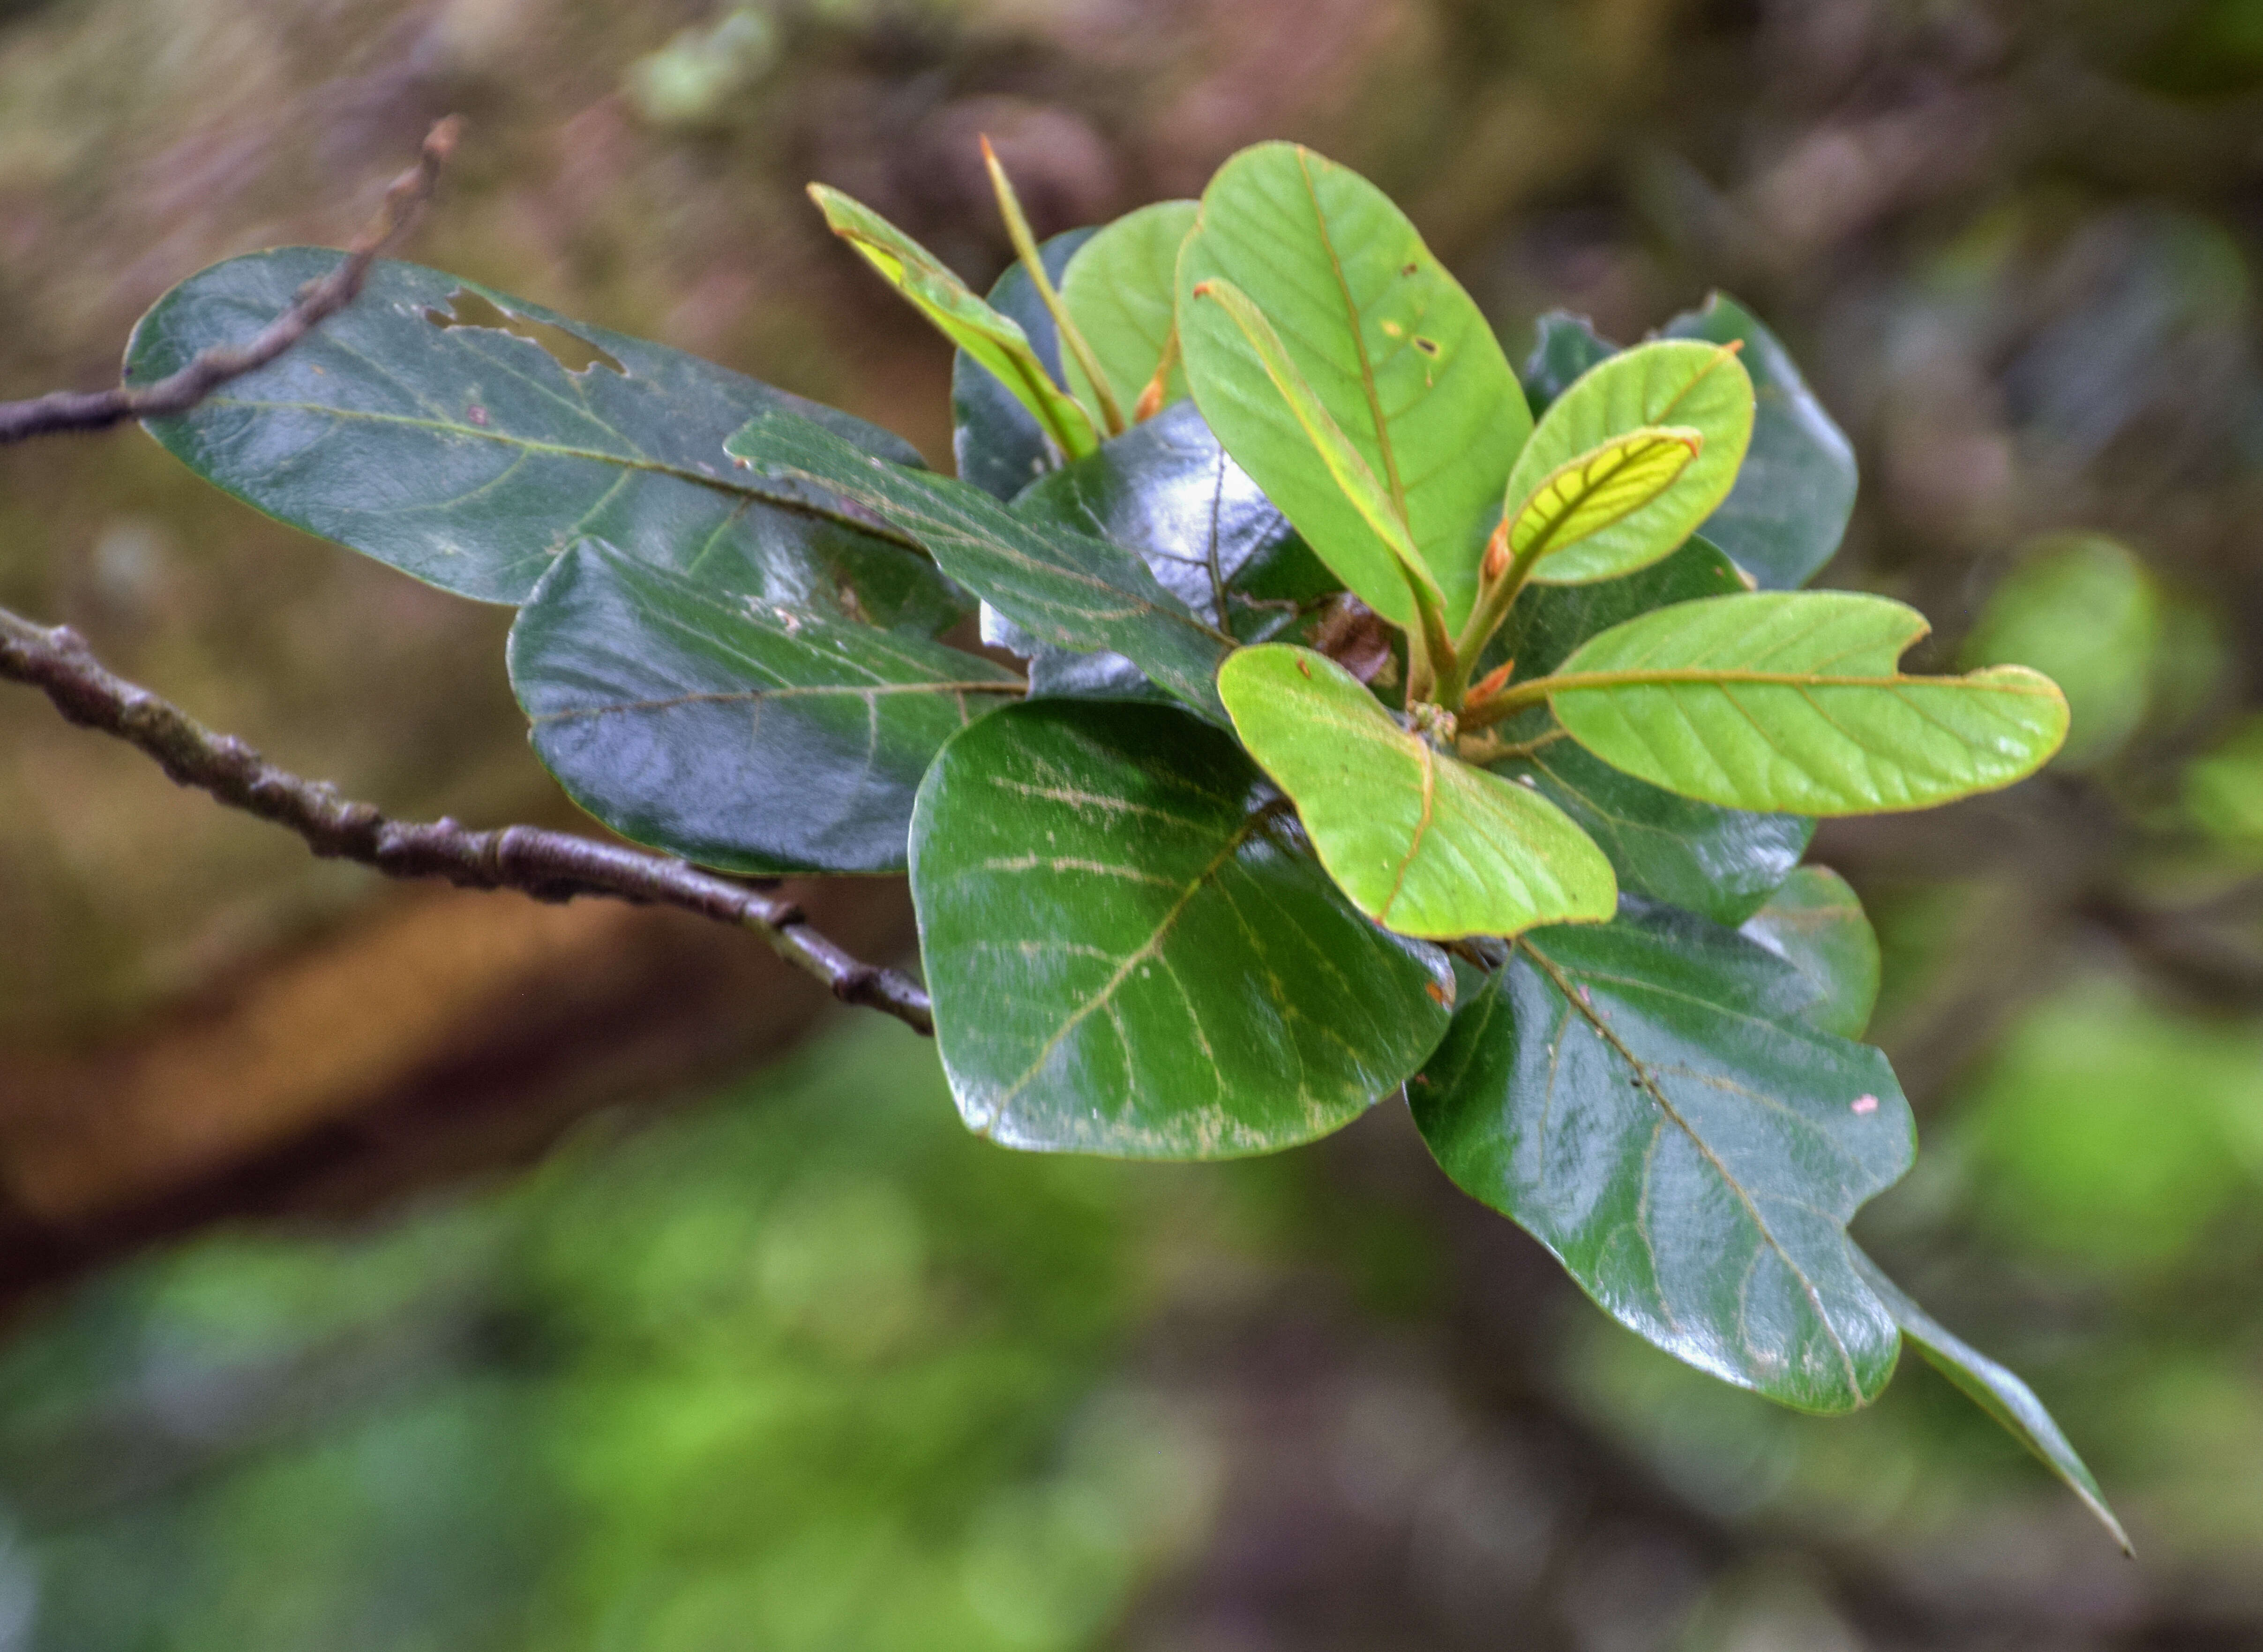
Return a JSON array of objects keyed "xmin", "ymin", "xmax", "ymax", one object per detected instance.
[{"xmin": 125, "ymin": 140, "xmax": 2112, "ymax": 1543}]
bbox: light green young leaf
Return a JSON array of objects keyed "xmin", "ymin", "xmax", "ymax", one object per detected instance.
[
  {"xmin": 1188, "ymin": 278, "xmax": 1438, "ymax": 623},
  {"xmin": 1504, "ymin": 340, "xmax": 1754, "ymax": 585},
  {"xmin": 1737, "ymin": 865, "xmax": 1881, "ymax": 1039},
  {"xmin": 1502, "ymin": 426, "xmax": 1702, "ymax": 572},
  {"xmin": 1851, "ymin": 1248, "xmax": 2131, "ymax": 1554},
  {"xmin": 1178, "ymin": 142, "xmax": 1526, "ymax": 631},
  {"xmin": 912, "ymin": 699, "xmax": 1456, "ymax": 1157},
  {"xmin": 1217, "ymin": 645, "xmax": 1616, "ymax": 939},
  {"xmin": 809, "ymin": 183, "xmax": 1099, "ymax": 460},
  {"xmin": 726, "ymin": 413, "xmax": 1233, "ymax": 721},
  {"xmin": 1537, "ymin": 592, "xmax": 2069, "ymax": 814},
  {"xmin": 1413, "ymin": 903, "xmax": 1915, "ymax": 1413},
  {"xmin": 1060, "ymin": 200, "xmax": 1199, "ymax": 419}
]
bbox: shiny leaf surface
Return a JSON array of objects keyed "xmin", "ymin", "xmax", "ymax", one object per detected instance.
[
  {"xmin": 810, "ymin": 185, "xmax": 1098, "ymax": 460},
  {"xmin": 127, "ymin": 250, "xmax": 959, "ymax": 618},
  {"xmin": 510, "ymin": 540, "xmax": 1019, "ymax": 873},
  {"xmin": 952, "ymin": 229, "xmax": 1094, "ymax": 499},
  {"xmin": 1503, "ymin": 340, "xmax": 1754, "ymax": 585},
  {"xmin": 1413, "ymin": 904, "xmax": 1914, "ymax": 1411},
  {"xmin": 1009, "ymin": 400, "xmax": 1337, "ymax": 692},
  {"xmin": 1179, "ymin": 143, "xmax": 1526, "ymax": 631},
  {"xmin": 1663, "ymin": 293, "xmax": 1857, "ymax": 591},
  {"xmin": 1852, "ymin": 1249, "xmax": 2131, "ymax": 1554},
  {"xmin": 1219, "ymin": 645, "xmax": 1617, "ymax": 939},
  {"xmin": 911, "ymin": 699, "xmax": 1457, "ymax": 1156},
  {"xmin": 1060, "ymin": 200, "xmax": 1199, "ymax": 418},
  {"xmin": 1544, "ymin": 592, "xmax": 2070, "ymax": 813},
  {"xmin": 1738, "ymin": 866, "xmax": 1881, "ymax": 1039},
  {"xmin": 727, "ymin": 414, "xmax": 1233, "ymax": 721}
]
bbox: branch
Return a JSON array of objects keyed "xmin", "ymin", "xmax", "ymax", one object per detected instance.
[
  {"xmin": 0, "ymin": 116, "xmax": 463, "ymax": 446},
  {"xmin": 0, "ymin": 608, "xmax": 934, "ymax": 1035}
]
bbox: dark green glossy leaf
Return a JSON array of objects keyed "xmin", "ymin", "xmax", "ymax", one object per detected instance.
[
  {"xmin": 1522, "ymin": 311, "xmax": 1618, "ymax": 413},
  {"xmin": 911, "ymin": 699, "xmax": 1456, "ymax": 1157},
  {"xmin": 1662, "ymin": 294, "xmax": 1857, "ymax": 591},
  {"xmin": 1015, "ymin": 398, "xmax": 1336, "ymax": 646},
  {"xmin": 1491, "ymin": 740, "xmax": 1810, "ymax": 927},
  {"xmin": 953, "ymin": 230, "xmax": 1094, "ymax": 500},
  {"xmin": 1412, "ymin": 902, "xmax": 1914, "ymax": 1412},
  {"xmin": 1852, "ymin": 1248, "xmax": 2131, "ymax": 1554},
  {"xmin": 1479, "ymin": 537, "xmax": 1811, "ymax": 925},
  {"xmin": 1179, "ymin": 143, "xmax": 1526, "ymax": 632},
  {"xmin": 726, "ymin": 413, "xmax": 1233, "ymax": 721},
  {"xmin": 510, "ymin": 540, "xmax": 1020, "ymax": 873},
  {"xmin": 127, "ymin": 250, "xmax": 956, "ymax": 619},
  {"xmin": 1218, "ymin": 645, "xmax": 1617, "ymax": 939},
  {"xmin": 1738, "ymin": 866, "xmax": 1881, "ymax": 1039},
  {"xmin": 1503, "ymin": 340, "xmax": 1754, "ymax": 586},
  {"xmin": 1543, "ymin": 592, "xmax": 2071, "ymax": 814}
]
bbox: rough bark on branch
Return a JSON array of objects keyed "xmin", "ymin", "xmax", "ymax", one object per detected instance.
[
  {"xmin": 0, "ymin": 116, "xmax": 462, "ymax": 445},
  {"xmin": 0, "ymin": 608, "xmax": 934, "ymax": 1034}
]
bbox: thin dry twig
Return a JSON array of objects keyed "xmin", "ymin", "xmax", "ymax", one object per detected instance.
[
  {"xmin": 0, "ymin": 607, "xmax": 935, "ymax": 1035},
  {"xmin": 0, "ymin": 116, "xmax": 463, "ymax": 446}
]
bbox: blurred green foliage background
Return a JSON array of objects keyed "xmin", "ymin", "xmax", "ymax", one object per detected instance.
[{"xmin": 6, "ymin": 0, "xmax": 2263, "ymax": 1646}]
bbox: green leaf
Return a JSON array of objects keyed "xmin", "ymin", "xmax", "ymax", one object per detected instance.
[
  {"xmin": 1059, "ymin": 200, "xmax": 1199, "ymax": 418},
  {"xmin": 1005, "ymin": 400, "xmax": 1339, "ymax": 696},
  {"xmin": 1503, "ymin": 339, "xmax": 1754, "ymax": 586},
  {"xmin": 1178, "ymin": 142, "xmax": 1527, "ymax": 632},
  {"xmin": 1491, "ymin": 741, "xmax": 1811, "ymax": 928},
  {"xmin": 953, "ymin": 229, "xmax": 1094, "ymax": 499},
  {"xmin": 1217, "ymin": 645, "xmax": 1616, "ymax": 939},
  {"xmin": 1411, "ymin": 903, "xmax": 1915, "ymax": 1412},
  {"xmin": 726, "ymin": 414, "xmax": 1233, "ymax": 721},
  {"xmin": 1851, "ymin": 1248, "xmax": 2131, "ymax": 1554},
  {"xmin": 126, "ymin": 250, "xmax": 962, "ymax": 621},
  {"xmin": 911, "ymin": 699, "xmax": 1457, "ymax": 1156},
  {"xmin": 1737, "ymin": 866, "xmax": 1881, "ymax": 1039},
  {"xmin": 1185, "ymin": 277, "xmax": 1438, "ymax": 623},
  {"xmin": 1480, "ymin": 537, "xmax": 1813, "ymax": 925},
  {"xmin": 1500, "ymin": 426, "xmax": 1702, "ymax": 574},
  {"xmin": 1662, "ymin": 294, "xmax": 1857, "ymax": 591},
  {"xmin": 1522, "ymin": 310, "xmax": 1618, "ymax": 414},
  {"xmin": 809, "ymin": 184, "xmax": 1099, "ymax": 461},
  {"xmin": 510, "ymin": 541, "xmax": 1021, "ymax": 873},
  {"xmin": 1542, "ymin": 592, "xmax": 2070, "ymax": 814},
  {"xmin": 1961, "ymin": 534, "xmax": 2161, "ymax": 771}
]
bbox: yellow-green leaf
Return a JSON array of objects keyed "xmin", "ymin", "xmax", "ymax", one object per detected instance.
[
  {"xmin": 1504, "ymin": 426, "xmax": 1702, "ymax": 569},
  {"xmin": 809, "ymin": 183, "xmax": 1099, "ymax": 460},
  {"xmin": 1060, "ymin": 199, "xmax": 1199, "ymax": 419},
  {"xmin": 1506, "ymin": 339, "xmax": 1754, "ymax": 586},
  {"xmin": 1217, "ymin": 645, "xmax": 1616, "ymax": 939},
  {"xmin": 1179, "ymin": 143, "xmax": 1526, "ymax": 632},
  {"xmin": 1189, "ymin": 277, "xmax": 1438, "ymax": 622}
]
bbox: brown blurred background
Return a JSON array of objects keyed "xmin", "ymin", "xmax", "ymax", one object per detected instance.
[{"xmin": 4, "ymin": 1, "xmax": 2263, "ymax": 1647}]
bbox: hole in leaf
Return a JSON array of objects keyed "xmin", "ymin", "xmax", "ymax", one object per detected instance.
[
  {"xmin": 423, "ymin": 290, "xmax": 627, "ymax": 375},
  {"xmin": 1413, "ymin": 336, "xmax": 1440, "ymax": 357}
]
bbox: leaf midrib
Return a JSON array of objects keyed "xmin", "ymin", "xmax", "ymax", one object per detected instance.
[
  {"xmin": 1295, "ymin": 147, "xmax": 1409, "ymax": 529},
  {"xmin": 1504, "ymin": 664, "xmax": 2056, "ymax": 719},
  {"xmin": 1515, "ymin": 935, "xmax": 1866, "ymax": 1405},
  {"xmin": 205, "ymin": 397, "xmax": 930, "ymax": 554}
]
